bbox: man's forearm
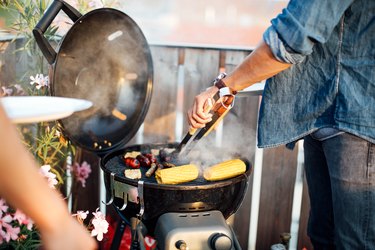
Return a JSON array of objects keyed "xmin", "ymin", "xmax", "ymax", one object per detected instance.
[{"xmin": 224, "ymin": 40, "xmax": 292, "ymax": 91}]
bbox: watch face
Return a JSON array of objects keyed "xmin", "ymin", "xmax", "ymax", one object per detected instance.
[{"xmin": 218, "ymin": 72, "xmax": 227, "ymax": 79}]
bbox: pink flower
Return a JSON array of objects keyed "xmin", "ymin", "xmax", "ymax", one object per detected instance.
[
  {"xmin": 30, "ymin": 74, "xmax": 49, "ymax": 89},
  {"xmin": 39, "ymin": 165, "xmax": 58, "ymax": 189},
  {"xmin": 73, "ymin": 161, "xmax": 92, "ymax": 188},
  {"xmin": 13, "ymin": 210, "xmax": 34, "ymax": 230},
  {"xmin": 3, "ymin": 224, "xmax": 20, "ymax": 242},
  {"xmin": 0, "ymin": 214, "xmax": 12, "ymax": 229},
  {"xmin": 0, "ymin": 230, "xmax": 5, "ymax": 244},
  {"xmin": 14, "ymin": 84, "xmax": 25, "ymax": 95},
  {"xmin": 1, "ymin": 86, "xmax": 13, "ymax": 96},
  {"xmin": 0, "ymin": 214, "xmax": 13, "ymax": 242},
  {"xmin": 0, "ymin": 199, "xmax": 8, "ymax": 217},
  {"xmin": 90, "ymin": 208, "xmax": 108, "ymax": 241}
]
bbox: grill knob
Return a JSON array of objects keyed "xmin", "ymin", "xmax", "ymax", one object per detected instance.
[{"xmin": 210, "ymin": 233, "xmax": 232, "ymax": 250}]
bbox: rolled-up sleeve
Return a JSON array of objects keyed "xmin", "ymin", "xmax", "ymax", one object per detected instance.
[{"xmin": 263, "ymin": 0, "xmax": 355, "ymax": 64}]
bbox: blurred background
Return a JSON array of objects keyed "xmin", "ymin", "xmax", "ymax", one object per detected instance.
[{"xmin": 0, "ymin": 0, "xmax": 287, "ymax": 47}]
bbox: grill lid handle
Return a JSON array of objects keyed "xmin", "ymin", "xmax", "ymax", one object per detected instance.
[{"xmin": 33, "ymin": 0, "xmax": 82, "ymax": 64}]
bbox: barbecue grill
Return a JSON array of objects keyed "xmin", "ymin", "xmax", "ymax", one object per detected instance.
[{"xmin": 33, "ymin": 1, "xmax": 252, "ymax": 249}]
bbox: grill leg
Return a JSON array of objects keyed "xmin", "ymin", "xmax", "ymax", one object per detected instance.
[{"xmin": 110, "ymin": 219, "xmax": 127, "ymax": 250}]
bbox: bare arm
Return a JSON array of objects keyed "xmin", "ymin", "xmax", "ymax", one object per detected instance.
[
  {"xmin": 187, "ymin": 40, "xmax": 291, "ymax": 128},
  {"xmin": 222, "ymin": 40, "xmax": 291, "ymax": 91},
  {"xmin": 0, "ymin": 104, "xmax": 96, "ymax": 250}
]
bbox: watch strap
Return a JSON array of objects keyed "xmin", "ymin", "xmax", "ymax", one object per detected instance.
[
  {"xmin": 213, "ymin": 72, "xmax": 237, "ymax": 95},
  {"xmin": 214, "ymin": 78, "xmax": 227, "ymax": 90}
]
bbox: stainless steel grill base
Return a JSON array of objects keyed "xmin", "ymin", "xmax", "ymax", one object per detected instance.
[{"xmin": 154, "ymin": 210, "xmax": 241, "ymax": 250}]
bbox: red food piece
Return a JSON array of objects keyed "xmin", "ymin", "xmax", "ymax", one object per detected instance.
[
  {"xmin": 144, "ymin": 153, "xmax": 157, "ymax": 163},
  {"xmin": 124, "ymin": 157, "xmax": 140, "ymax": 169},
  {"xmin": 136, "ymin": 154, "xmax": 151, "ymax": 167}
]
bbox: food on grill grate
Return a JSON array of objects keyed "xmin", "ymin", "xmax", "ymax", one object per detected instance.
[
  {"xmin": 162, "ymin": 162, "xmax": 176, "ymax": 168},
  {"xmin": 136, "ymin": 154, "xmax": 151, "ymax": 167},
  {"xmin": 124, "ymin": 169, "xmax": 142, "ymax": 179},
  {"xmin": 124, "ymin": 157, "xmax": 140, "ymax": 169},
  {"xmin": 144, "ymin": 153, "xmax": 157, "ymax": 164},
  {"xmin": 150, "ymin": 149, "xmax": 160, "ymax": 156},
  {"xmin": 145, "ymin": 163, "xmax": 163, "ymax": 177},
  {"xmin": 155, "ymin": 164, "xmax": 199, "ymax": 184},
  {"xmin": 203, "ymin": 159, "xmax": 246, "ymax": 181},
  {"xmin": 124, "ymin": 151, "xmax": 141, "ymax": 158}
]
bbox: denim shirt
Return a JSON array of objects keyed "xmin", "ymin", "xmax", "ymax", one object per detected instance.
[{"xmin": 258, "ymin": 0, "xmax": 375, "ymax": 148}]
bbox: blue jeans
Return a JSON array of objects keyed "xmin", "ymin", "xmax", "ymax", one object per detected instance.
[{"xmin": 304, "ymin": 133, "xmax": 375, "ymax": 249}]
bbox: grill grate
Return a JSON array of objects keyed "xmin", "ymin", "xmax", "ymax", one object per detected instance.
[
  {"xmin": 102, "ymin": 143, "xmax": 250, "ymax": 187},
  {"xmin": 105, "ymin": 153, "xmax": 212, "ymax": 185}
]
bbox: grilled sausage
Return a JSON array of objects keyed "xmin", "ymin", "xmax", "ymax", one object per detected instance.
[
  {"xmin": 136, "ymin": 154, "xmax": 151, "ymax": 167},
  {"xmin": 144, "ymin": 153, "xmax": 157, "ymax": 164},
  {"xmin": 145, "ymin": 163, "xmax": 157, "ymax": 177},
  {"xmin": 124, "ymin": 157, "xmax": 140, "ymax": 169}
]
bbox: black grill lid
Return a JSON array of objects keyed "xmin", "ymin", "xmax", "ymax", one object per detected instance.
[{"xmin": 52, "ymin": 8, "xmax": 153, "ymax": 154}]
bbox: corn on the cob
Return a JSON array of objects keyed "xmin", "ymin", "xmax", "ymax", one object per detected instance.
[
  {"xmin": 203, "ymin": 159, "xmax": 246, "ymax": 181},
  {"xmin": 155, "ymin": 164, "xmax": 199, "ymax": 184}
]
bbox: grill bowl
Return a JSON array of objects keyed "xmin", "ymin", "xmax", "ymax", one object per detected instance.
[{"xmin": 100, "ymin": 143, "xmax": 252, "ymax": 230}]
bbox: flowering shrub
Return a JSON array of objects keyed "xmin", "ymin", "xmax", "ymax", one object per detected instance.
[
  {"xmin": 0, "ymin": 199, "xmax": 38, "ymax": 249},
  {"xmin": 0, "ymin": 158, "xmax": 108, "ymax": 248}
]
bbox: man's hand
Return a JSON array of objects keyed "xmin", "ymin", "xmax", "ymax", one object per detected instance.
[{"xmin": 187, "ymin": 86, "xmax": 217, "ymax": 129}]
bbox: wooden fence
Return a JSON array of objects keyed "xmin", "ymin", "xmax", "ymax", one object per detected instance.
[{"xmin": 0, "ymin": 38, "xmax": 313, "ymax": 250}]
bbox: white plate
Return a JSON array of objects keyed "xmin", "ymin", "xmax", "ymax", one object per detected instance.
[{"xmin": 1, "ymin": 96, "xmax": 93, "ymax": 124}]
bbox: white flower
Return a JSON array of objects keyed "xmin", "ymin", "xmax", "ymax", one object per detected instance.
[
  {"xmin": 39, "ymin": 165, "xmax": 58, "ymax": 188},
  {"xmin": 73, "ymin": 210, "xmax": 89, "ymax": 221},
  {"xmin": 90, "ymin": 209, "xmax": 108, "ymax": 241},
  {"xmin": 91, "ymin": 218, "xmax": 109, "ymax": 241},
  {"xmin": 92, "ymin": 208, "xmax": 106, "ymax": 220},
  {"xmin": 30, "ymin": 74, "xmax": 49, "ymax": 89}
]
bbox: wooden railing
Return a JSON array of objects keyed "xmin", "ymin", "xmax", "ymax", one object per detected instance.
[{"xmin": 0, "ymin": 37, "xmax": 313, "ymax": 250}]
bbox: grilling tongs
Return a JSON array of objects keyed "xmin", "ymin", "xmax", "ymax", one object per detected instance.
[{"xmin": 176, "ymin": 88, "xmax": 236, "ymax": 157}]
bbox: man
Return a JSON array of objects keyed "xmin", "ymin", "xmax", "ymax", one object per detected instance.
[{"xmin": 187, "ymin": 0, "xmax": 375, "ymax": 248}]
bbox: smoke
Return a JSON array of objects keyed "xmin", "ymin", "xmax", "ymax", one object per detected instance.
[{"xmin": 184, "ymin": 111, "xmax": 256, "ymax": 169}]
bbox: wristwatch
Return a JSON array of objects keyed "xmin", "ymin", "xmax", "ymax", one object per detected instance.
[
  {"xmin": 212, "ymin": 72, "xmax": 236, "ymax": 109},
  {"xmin": 213, "ymin": 72, "xmax": 237, "ymax": 97},
  {"xmin": 213, "ymin": 72, "xmax": 228, "ymax": 90}
]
